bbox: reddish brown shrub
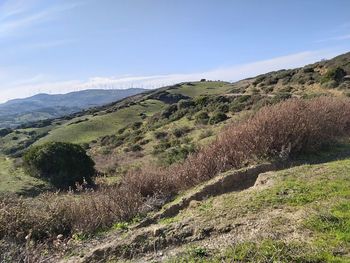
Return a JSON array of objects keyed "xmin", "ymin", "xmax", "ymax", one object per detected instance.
[
  {"xmin": 0, "ymin": 187, "xmax": 143, "ymax": 242},
  {"xmin": 121, "ymin": 165, "xmax": 175, "ymax": 197},
  {"xmin": 2, "ymin": 96, "xmax": 350, "ymax": 247},
  {"xmin": 168, "ymin": 97, "xmax": 350, "ymax": 189}
]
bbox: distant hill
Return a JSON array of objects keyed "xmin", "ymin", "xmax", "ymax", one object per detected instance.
[
  {"xmin": 0, "ymin": 88, "xmax": 147, "ymax": 128},
  {"xmin": 2, "ymin": 52, "xmax": 350, "ymax": 262}
]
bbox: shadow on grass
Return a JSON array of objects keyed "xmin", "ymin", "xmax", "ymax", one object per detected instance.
[
  {"xmin": 13, "ymin": 142, "xmax": 350, "ymax": 198},
  {"xmin": 290, "ymin": 141, "xmax": 350, "ymax": 166},
  {"xmin": 17, "ymin": 184, "xmax": 53, "ymax": 198}
]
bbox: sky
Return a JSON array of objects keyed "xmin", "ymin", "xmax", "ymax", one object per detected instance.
[{"xmin": 1, "ymin": 0, "xmax": 350, "ymax": 102}]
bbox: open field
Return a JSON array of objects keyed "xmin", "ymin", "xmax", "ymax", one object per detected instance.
[
  {"xmin": 167, "ymin": 81, "xmax": 234, "ymax": 97},
  {"xmin": 0, "ymin": 155, "xmax": 48, "ymax": 195},
  {"xmin": 37, "ymin": 99, "xmax": 165, "ymax": 144}
]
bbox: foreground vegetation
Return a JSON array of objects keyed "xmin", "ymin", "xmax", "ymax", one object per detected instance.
[
  {"xmin": 164, "ymin": 156, "xmax": 350, "ymax": 262},
  {"xmin": 2, "ymin": 96, "xmax": 350, "ymax": 262},
  {"xmin": 1, "ymin": 52, "xmax": 350, "ymax": 262}
]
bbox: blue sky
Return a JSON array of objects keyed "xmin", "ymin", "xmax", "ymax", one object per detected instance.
[{"xmin": 1, "ymin": 0, "xmax": 350, "ymax": 102}]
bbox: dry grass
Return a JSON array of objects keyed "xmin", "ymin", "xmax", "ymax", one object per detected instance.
[
  {"xmin": 167, "ymin": 96, "xmax": 350, "ymax": 188},
  {"xmin": 0, "ymin": 186, "xmax": 142, "ymax": 242},
  {"xmin": 1, "ymin": 96, "xmax": 350, "ymax": 249}
]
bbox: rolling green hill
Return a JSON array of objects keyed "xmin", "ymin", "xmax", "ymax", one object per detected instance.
[
  {"xmin": 1, "ymin": 52, "xmax": 350, "ymax": 263},
  {"xmin": 0, "ymin": 88, "xmax": 146, "ymax": 128},
  {"xmin": 1, "ymin": 52, "xmax": 350, "ymax": 194}
]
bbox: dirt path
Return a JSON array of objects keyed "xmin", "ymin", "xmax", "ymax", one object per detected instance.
[{"xmin": 62, "ymin": 163, "xmax": 294, "ymax": 263}]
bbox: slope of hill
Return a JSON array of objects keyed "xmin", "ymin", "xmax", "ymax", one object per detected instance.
[
  {"xmin": 0, "ymin": 88, "xmax": 146, "ymax": 128},
  {"xmin": 1, "ymin": 52, "xmax": 350, "ymax": 262},
  {"xmin": 65, "ymin": 146, "xmax": 350, "ymax": 262},
  {"xmin": 0, "ymin": 52, "xmax": 350, "ymax": 193}
]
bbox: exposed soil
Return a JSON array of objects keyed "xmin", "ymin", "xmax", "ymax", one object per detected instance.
[{"xmin": 60, "ymin": 163, "xmax": 305, "ymax": 263}]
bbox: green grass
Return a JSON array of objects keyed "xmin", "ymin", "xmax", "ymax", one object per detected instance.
[
  {"xmin": 163, "ymin": 149, "xmax": 350, "ymax": 262},
  {"xmin": 168, "ymin": 81, "xmax": 233, "ymax": 98},
  {"xmin": 37, "ymin": 99, "xmax": 165, "ymax": 144},
  {"xmin": 0, "ymin": 132, "xmax": 29, "ymax": 149},
  {"xmin": 167, "ymin": 240, "xmax": 349, "ymax": 263},
  {"xmin": 306, "ymin": 200, "xmax": 350, "ymax": 253},
  {"xmin": 0, "ymin": 125, "xmax": 55, "ymax": 155},
  {"xmin": 0, "ymin": 155, "xmax": 48, "ymax": 195}
]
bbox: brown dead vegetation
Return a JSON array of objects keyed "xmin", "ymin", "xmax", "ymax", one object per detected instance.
[{"xmin": 1, "ymin": 97, "xmax": 350, "ymax": 257}]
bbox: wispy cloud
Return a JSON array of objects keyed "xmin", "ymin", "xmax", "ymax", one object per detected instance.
[
  {"xmin": 0, "ymin": 0, "xmax": 36, "ymax": 20},
  {"xmin": 0, "ymin": 49, "xmax": 340, "ymax": 103},
  {"xmin": 0, "ymin": 0, "xmax": 80, "ymax": 39}
]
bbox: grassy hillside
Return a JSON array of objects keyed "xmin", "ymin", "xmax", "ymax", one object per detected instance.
[
  {"xmin": 1, "ymin": 52, "xmax": 350, "ymax": 262},
  {"xmin": 38, "ymin": 99, "xmax": 165, "ymax": 144},
  {"xmin": 0, "ymin": 88, "xmax": 146, "ymax": 128},
  {"xmin": 29, "ymin": 144, "xmax": 350, "ymax": 262},
  {"xmin": 167, "ymin": 81, "xmax": 233, "ymax": 97},
  {"xmin": 0, "ymin": 155, "xmax": 48, "ymax": 195},
  {"xmin": 0, "ymin": 52, "xmax": 350, "ymax": 194},
  {"xmin": 160, "ymin": 155, "xmax": 350, "ymax": 262}
]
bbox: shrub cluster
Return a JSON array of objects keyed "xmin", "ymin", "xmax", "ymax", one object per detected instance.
[
  {"xmin": 23, "ymin": 142, "xmax": 96, "ymax": 190},
  {"xmin": 0, "ymin": 186, "xmax": 143, "ymax": 242},
  {"xmin": 2, "ymin": 96, "xmax": 350, "ymax": 245},
  {"xmin": 321, "ymin": 67, "xmax": 346, "ymax": 85},
  {"xmin": 130, "ymin": 96, "xmax": 350, "ymax": 192},
  {"xmin": 168, "ymin": 96, "xmax": 350, "ymax": 188},
  {"xmin": 0, "ymin": 128, "xmax": 12, "ymax": 137}
]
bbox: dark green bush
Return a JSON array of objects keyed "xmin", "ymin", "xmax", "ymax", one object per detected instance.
[
  {"xmin": 252, "ymin": 75, "xmax": 266, "ymax": 86},
  {"xmin": 139, "ymin": 113, "xmax": 147, "ymax": 119},
  {"xmin": 152, "ymin": 140, "xmax": 172, "ymax": 155},
  {"xmin": 150, "ymin": 91, "xmax": 189, "ymax": 104},
  {"xmin": 213, "ymin": 96, "xmax": 229, "ymax": 104},
  {"xmin": 237, "ymin": 95, "xmax": 251, "ymax": 103},
  {"xmin": 170, "ymin": 108, "xmax": 188, "ymax": 121},
  {"xmin": 117, "ymin": 127, "xmax": 126, "ymax": 134},
  {"xmin": 230, "ymin": 100, "xmax": 246, "ymax": 112},
  {"xmin": 208, "ymin": 112, "xmax": 228, "ymax": 125},
  {"xmin": 161, "ymin": 104, "xmax": 178, "ymax": 118},
  {"xmin": 177, "ymin": 99, "xmax": 195, "ymax": 109},
  {"xmin": 100, "ymin": 135, "xmax": 124, "ymax": 147},
  {"xmin": 23, "ymin": 142, "xmax": 96, "ymax": 190},
  {"xmin": 195, "ymin": 96, "xmax": 210, "ymax": 107},
  {"xmin": 130, "ymin": 144, "xmax": 142, "ymax": 152},
  {"xmin": 154, "ymin": 131, "xmax": 168, "ymax": 140},
  {"xmin": 321, "ymin": 67, "xmax": 346, "ymax": 84},
  {"xmin": 195, "ymin": 111, "xmax": 209, "ymax": 125},
  {"xmin": 172, "ymin": 126, "xmax": 191, "ymax": 138},
  {"xmin": 157, "ymin": 144, "xmax": 196, "ymax": 165},
  {"xmin": 216, "ymin": 103, "xmax": 229, "ymax": 113},
  {"xmin": 131, "ymin": 121, "xmax": 143, "ymax": 130},
  {"xmin": 0, "ymin": 128, "xmax": 12, "ymax": 137}
]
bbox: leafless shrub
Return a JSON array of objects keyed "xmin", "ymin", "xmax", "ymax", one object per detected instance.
[
  {"xmin": 169, "ymin": 97, "xmax": 350, "ymax": 189},
  {"xmin": 2, "ymin": 96, "xmax": 350, "ymax": 250},
  {"xmin": 0, "ymin": 187, "xmax": 142, "ymax": 242}
]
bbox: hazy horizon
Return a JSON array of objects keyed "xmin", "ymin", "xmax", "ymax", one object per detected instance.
[{"xmin": 1, "ymin": 0, "xmax": 350, "ymax": 102}]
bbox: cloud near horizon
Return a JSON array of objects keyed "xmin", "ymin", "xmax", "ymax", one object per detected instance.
[{"xmin": 0, "ymin": 49, "xmax": 344, "ymax": 103}]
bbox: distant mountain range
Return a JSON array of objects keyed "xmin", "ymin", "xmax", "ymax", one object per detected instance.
[{"xmin": 0, "ymin": 88, "xmax": 147, "ymax": 128}]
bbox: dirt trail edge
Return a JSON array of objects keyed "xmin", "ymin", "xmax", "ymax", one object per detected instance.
[{"xmin": 64, "ymin": 162, "xmax": 287, "ymax": 263}]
